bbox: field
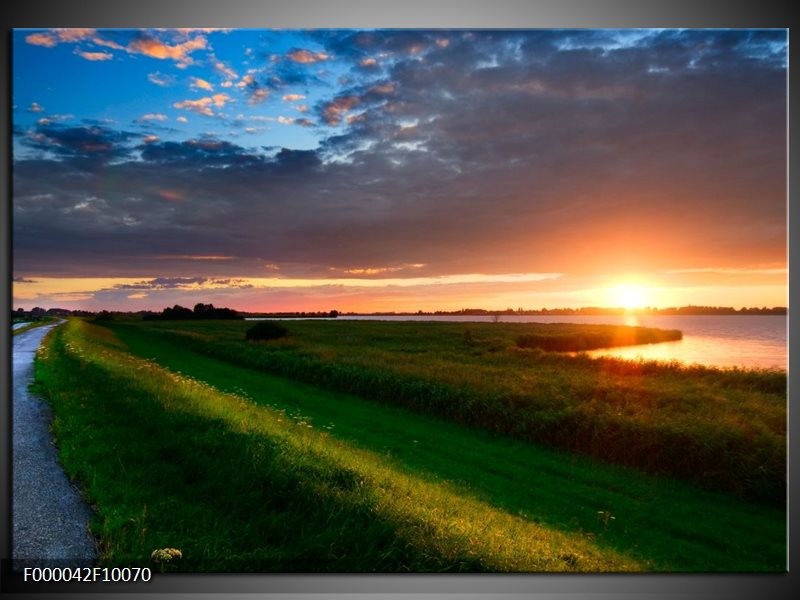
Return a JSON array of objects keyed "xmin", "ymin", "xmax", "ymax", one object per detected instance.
[{"xmin": 31, "ymin": 317, "xmax": 786, "ymax": 572}]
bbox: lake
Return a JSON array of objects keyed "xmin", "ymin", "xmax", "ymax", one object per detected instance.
[{"xmin": 338, "ymin": 314, "xmax": 787, "ymax": 370}]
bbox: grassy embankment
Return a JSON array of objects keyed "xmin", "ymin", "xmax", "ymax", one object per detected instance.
[
  {"xmin": 33, "ymin": 318, "xmax": 785, "ymax": 572},
  {"xmin": 113, "ymin": 319, "xmax": 785, "ymax": 503}
]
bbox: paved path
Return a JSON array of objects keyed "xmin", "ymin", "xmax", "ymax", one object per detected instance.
[
  {"xmin": 12, "ymin": 321, "xmax": 97, "ymax": 566},
  {"xmin": 12, "ymin": 322, "xmax": 31, "ymax": 330}
]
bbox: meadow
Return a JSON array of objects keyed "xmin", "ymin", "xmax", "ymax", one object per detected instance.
[
  {"xmin": 110, "ymin": 318, "xmax": 785, "ymax": 501},
  {"xmin": 30, "ymin": 317, "xmax": 786, "ymax": 572}
]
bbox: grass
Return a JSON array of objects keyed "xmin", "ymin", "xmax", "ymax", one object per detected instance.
[
  {"xmin": 110, "ymin": 318, "xmax": 786, "ymax": 503},
  {"xmin": 515, "ymin": 323, "xmax": 682, "ymax": 351},
  {"xmin": 32, "ymin": 318, "xmax": 785, "ymax": 572},
  {"xmin": 34, "ymin": 318, "xmax": 647, "ymax": 572}
]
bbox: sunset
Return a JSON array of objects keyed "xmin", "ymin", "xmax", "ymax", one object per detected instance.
[
  {"xmin": 11, "ymin": 28, "xmax": 787, "ymax": 313},
  {"xmin": 9, "ymin": 25, "xmax": 788, "ymax": 578}
]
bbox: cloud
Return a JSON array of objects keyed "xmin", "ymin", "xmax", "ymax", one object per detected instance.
[
  {"xmin": 282, "ymin": 93, "xmax": 306, "ymax": 102},
  {"xmin": 173, "ymin": 93, "xmax": 233, "ymax": 116},
  {"xmin": 56, "ymin": 28, "xmax": 97, "ymax": 43},
  {"xmin": 158, "ymin": 189, "xmax": 184, "ymax": 201},
  {"xmin": 25, "ymin": 32, "xmax": 57, "ymax": 47},
  {"xmin": 176, "ymin": 116, "xmax": 188, "ymax": 123},
  {"xmin": 248, "ymin": 88, "xmax": 269, "ymax": 105},
  {"xmin": 127, "ymin": 34, "xmax": 208, "ymax": 67},
  {"xmin": 148, "ymin": 71, "xmax": 175, "ymax": 87},
  {"xmin": 28, "ymin": 102, "xmax": 44, "ymax": 113},
  {"xmin": 212, "ymin": 58, "xmax": 238, "ymax": 81},
  {"xmin": 12, "ymin": 30, "xmax": 787, "ymax": 296},
  {"xmin": 191, "ymin": 77, "xmax": 214, "ymax": 91},
  {"xmin": 76, "ymin": 50, "xmax": 113, "ymax": 61},
  {"xmin": 13, "ymin": 277, "xmax": 38, "ymax": 283},
  {"xmin": 321, "ymin": 95, "xmax": 361, "ymax": 125},
  {"xmin": 137, "ymin": 113, "xmax": 168, "ymax": 122},
  {"xmin": 287, "ymin": 48, "xmax": 329, "ymax": 63},
  {"xmin": 19, "ymin": 123, "xmax": 136, "ymax": 164}
]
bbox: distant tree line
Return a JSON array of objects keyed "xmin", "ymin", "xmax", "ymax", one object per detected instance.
[
  {"xmin": 352, "ymin": 305, "xmax": 787, "ymax": 317},
  {"xmin": 142, "ymin": 303, "xmax": 243, "ymax": 321},
  {"xmin": 241, "ymin": 310, "xmax": 339, "ymax": 319}
]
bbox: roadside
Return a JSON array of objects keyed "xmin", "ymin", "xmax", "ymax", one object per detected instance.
[{"xmin": 12, "ymin": 321, "xmax": 97, "ymax": 567}]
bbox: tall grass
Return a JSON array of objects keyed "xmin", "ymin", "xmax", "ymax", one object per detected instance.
[
  {"xmin": 515, "ymin": 324, "xmax": 682, "ymax": 351},
  {"xmin": 34, "ymin": 319, "xmax": 646, "ymax": 572},
  {"xmin": 110, "ymin": 319, "xmax": 786, "ymax": 503}
]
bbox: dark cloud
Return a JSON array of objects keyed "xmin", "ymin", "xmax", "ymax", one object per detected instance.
[
  {"xmin": 13, "ymin": 276, "xmax": 38, "ymax": 283},
  {"xmin": 116, "ymin": 277, "xmax": 209, "ymax": 290},
  {"xmin": 18, "ymin": 123, "xmax": 136, "ymax": 166},
  {"xmin": 138, "ymin": 137, "xmax": 265, "ymax": 167},
  {"xmin": 13, "ymin": 30, "xmax": 787, "ymax": 281}
]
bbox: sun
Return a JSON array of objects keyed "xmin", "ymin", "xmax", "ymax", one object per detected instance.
[{"xmin": 611, "ymin": 283, "xmax": 649, "ymax": 310}]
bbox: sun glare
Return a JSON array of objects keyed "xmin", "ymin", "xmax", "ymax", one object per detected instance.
[{"xmin": 611, "ymin": 283, "xmax": 649, "ymax": 310}]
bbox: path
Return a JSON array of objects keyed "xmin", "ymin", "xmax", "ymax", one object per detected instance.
[{"xmin": 12, "ymin": 321, "xmax": 97, "ymax": 566}]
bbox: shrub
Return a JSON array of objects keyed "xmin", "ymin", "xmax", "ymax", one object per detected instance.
[{"xmin": 245, "ymin": 321, "xmax": 288, "ymax": 342}]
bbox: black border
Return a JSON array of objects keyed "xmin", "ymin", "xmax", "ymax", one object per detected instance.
[{"xmin": 1, "ymin": 1, "xmax": 794, "ymax": 598}]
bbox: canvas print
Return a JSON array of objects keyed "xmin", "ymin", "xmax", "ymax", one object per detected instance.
[{"xmin": 11, "ymin": 28, "xmax": 786, "ymax": 573}]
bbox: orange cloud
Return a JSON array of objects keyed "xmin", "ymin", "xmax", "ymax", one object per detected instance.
[
  {"xmin": 55, "ymin": 28, "xmax": 96, "ymax": 42},
  {"xmin": 25, "ymin": 32, "xmax": 57, "ymax": 47},
  {"xmin": 212, "ymin": 58, "xmax": 238, "ymax": 81},
  {"xmin": 191, "ymin": 77, "xmax": 214, "ymax": 91},
  {"xmin": 127, "ymin": 35, "xmax": 207, "ymax": 67},
  {"xmin": 282, "ymin": 93, "xmax": 306, "ymax": 102},
  {"xmin": 287, "ymin": 49, "xmax": 329, "ymax": 63},
  {"xmin": 236, "ymin": 74, "xmax": 255, "ymax": 88},
  {"xmin": 277, "ymin": 116, "xmax": 295, "ymax": 125},
  {"xmin": 322, "ymin": 96, "xmax": 360, "ymax": 125},
  {"xmin": 158, "ymin": 189, "xmax": 184, "ymax": 202},
  {"xmin": 173, "ymin": 93, "xmax": 233, "ymax": 116},
  {"xmin": 248, "ymin": 88, "xmax": 269, "ymax": 105},
  {"xmin": 360, "ymin": 57, "xmax": 378, "ymax": 67},
  {"xmin": 77, "ymin": 50, "xmax": 113, "ymax": 61},
  {"xmin": 370, "ymin": 82, "xmax": 395, "ymax": 95}
]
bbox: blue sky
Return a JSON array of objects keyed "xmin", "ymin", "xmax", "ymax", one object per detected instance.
[{"xmin": 11, "ymin": 29, "xmax": 788, "ymax": 312}]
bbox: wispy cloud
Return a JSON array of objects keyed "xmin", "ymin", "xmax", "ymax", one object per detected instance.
[
  {"xmin": 173, "ymin": 93, "xmax": 233, "ymax": 116},
  {"xmin": 137, "ymin": 113, "xmax": 168, "ymax": 122},
  {"xmin": 76, "ymin": 50, "xmax": 113, "ymax": 61},
  {"xmin": 191, "ymin": 76, "xmax": 214, "ymax": 91},
  {"xmin": 287, "ymin": 48, "xmax": 329, "ymax": 63},
  {"xmin": 148, "ymin": 71, "xmax": 175, "ymax": 87}
]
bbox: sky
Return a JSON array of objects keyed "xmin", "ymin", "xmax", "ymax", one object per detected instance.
[{"xmin": 11, "ymin": 28, "xmax": 788, "ymax": 312}]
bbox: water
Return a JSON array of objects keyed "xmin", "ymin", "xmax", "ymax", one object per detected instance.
[{"xmin": 338, "ymin": 314, "xmax": 787, "ymax": 370}]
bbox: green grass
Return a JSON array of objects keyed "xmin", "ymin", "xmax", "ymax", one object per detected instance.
[
  {"xmin": 111, "ymin": 318, "xmax": 786, "ymax": 502},
  {"xmin": 33, "ymin": 318, "xmax": 785, "ymax": 572},
  {"xmin": 34, "ymin": 318, "xmax": 650, "ymax": 572}
]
